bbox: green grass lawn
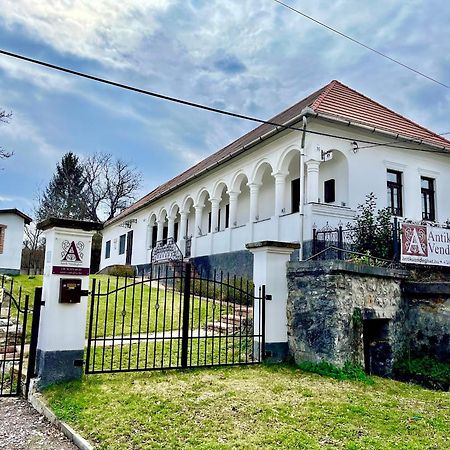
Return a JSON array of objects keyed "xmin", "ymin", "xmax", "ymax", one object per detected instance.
[
  {"xmin": 89, "ymin": 275, "xmax": 228, "ymax": 339},
  {"xmin": 44, "ymin": 364, "xmax": 450, "ymax": 450},
  {"xmin": 88, "ymin": 334, "xmax": 257, "ymax": 372},
  {"xmin": 4, "ymin": 275, "xmax": 229, "ymax": 343}
]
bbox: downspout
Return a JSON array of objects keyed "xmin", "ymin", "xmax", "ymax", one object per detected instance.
[{"xmin": 299, "ymin": 115, "xmax": 307, "ymax": 261}]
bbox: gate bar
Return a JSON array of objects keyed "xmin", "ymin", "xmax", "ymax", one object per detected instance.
[
  {"xmin": 25, "ymin": 287, "xmax": 43, "ymax": 397},
  {"xmin": 181, "ymin": 263, "xmax": 191, "ymax": 368},
  {"xmin": 85, "ymin": 278, "xmax": 96, "ymax": 374}
]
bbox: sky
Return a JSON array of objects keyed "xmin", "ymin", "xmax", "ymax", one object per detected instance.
[{"xmin": 0, "ymin": 0, "xmax": 449, "ymax": 218}]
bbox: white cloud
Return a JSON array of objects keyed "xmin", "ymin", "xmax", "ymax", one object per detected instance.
[{"xmin": 0, "ymin": 0, "xmax": 173, "ymax": 68}]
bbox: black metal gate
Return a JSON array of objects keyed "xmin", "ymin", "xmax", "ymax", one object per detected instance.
[
  {"xmin": 86, "ymin": 263, "xmax": 265, "ymax": 374},
  {"xmin": 0, "ymin": 276, "xmax": 42, "ymax": 397}
]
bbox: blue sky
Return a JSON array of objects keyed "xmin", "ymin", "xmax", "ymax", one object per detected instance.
[{"xmin": 0, "ymin": 0, "xmax": 449, "ymax": 218}]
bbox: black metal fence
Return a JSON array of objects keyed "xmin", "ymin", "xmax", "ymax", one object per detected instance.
[
  {"xmin": 311, "ymin": 219, "xmax": 400, "ymax": 263},
  {"xmin": 0, "ymin": 277, "xmax": 41, "ymax": 397},
  {"xmin": 86, "ymin": 263, "xmax": 265, "ymax": 374}
]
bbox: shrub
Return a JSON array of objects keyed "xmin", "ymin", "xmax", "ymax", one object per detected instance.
[
  {"xmin": 175, "ymin": 275, "xmax": 255, "ymax": 305},
  {"xmin": 353, "ymin": 193, "xmax": 393, "ymax": 260},
  {"xmin": 106, "ymin": 265, "xmax": 136, "ymax": 278},
  {"xmin": 298, "ymin": 360, "xmax": 374, "ymax": 384},
  {"xmin": 394, "ymin": 357, "xmax": 450, "ymax": 391}
]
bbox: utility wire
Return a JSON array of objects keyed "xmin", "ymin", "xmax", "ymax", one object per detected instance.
[
  {"xmin": 271, "ymin": 0, "xmax": 450, "ymax": 90},
  {"xmin": 0, "ymin": 48, "xmax": 449, "ymax": 155}
]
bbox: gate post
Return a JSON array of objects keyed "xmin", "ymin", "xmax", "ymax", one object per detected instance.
[
  {"xmin": 246, "ymin": 241, "xmax": 299, "ymax": 362},
  {"xmin": 34, "ymin": 218, "xmax": 102, "ymax": 389}
]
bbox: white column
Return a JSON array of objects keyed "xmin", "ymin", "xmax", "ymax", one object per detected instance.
[
  {"xmin": 306, "ymin": 159, "xmax": 321, "ymax": 203},
  {"xmin": 194, "ymin": 205, "xmax": 204, "ymax": 236},
  {"xmin": 273, "ymin": 171, "xmax": 288, "ymax": 216},
  {"xmin": 36, "ymin": 219, "xmax": 99, "ymax": 388},
  {"xmin": 210, "ymin": 197, "xmax": 220, "ymax": 232},
  {"xmin": 248, "ymin": 182, "xmax": 261, "ymax": 222},
  {"xmin": 246, "ymin": 241, "xmax": 299, "ymax": 362},
  {"xmin": 156, "ymin": 219, "xmax": 164, "ymax": 242},
  {"xmin": 180, "ymin": 211, "xmax": 188, "ymax": 239},
  {"xmin": 227, "ymin": 191, "xmax": 239, "ymax": 227},
  {"xmin": 167, "ymin": 216, "xmax": 175, "ymax": 239}
]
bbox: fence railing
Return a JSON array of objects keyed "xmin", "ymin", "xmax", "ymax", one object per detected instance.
[{"xmin": 311, "ymin": 219, "xmax": 401, "ymax": 262}]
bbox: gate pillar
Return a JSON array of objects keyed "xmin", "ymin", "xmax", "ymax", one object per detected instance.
[
  {"xmin": 35, "ymin": 218, "xmax": 102, "ymax": 389},
  {"xmin": 246, "ymin": 241, "xmax": 299, "ymax": 362}
]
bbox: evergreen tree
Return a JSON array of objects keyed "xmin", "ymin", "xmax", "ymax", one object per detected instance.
[{"xmin": 37, "ymin": 152, "xmax": 88, "ymax": 221}]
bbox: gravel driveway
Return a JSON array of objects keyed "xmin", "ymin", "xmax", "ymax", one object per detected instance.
[{"xmin": 0, "ymin": 398, "xmax": 77, "ymax": 450}]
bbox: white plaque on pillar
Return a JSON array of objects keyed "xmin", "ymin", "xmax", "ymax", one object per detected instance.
[{"xmin": 51, "ymin": 236, "xmax": 91, "ymax": 276}]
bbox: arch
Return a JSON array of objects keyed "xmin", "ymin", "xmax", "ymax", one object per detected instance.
[
  {"xmin": 157, "ymin": 208, "xmax": 168, "ymax": 222},
  {"xmin": 168, "ymin": 202, "xmax": 180, "ymax": 219},
  {"xmin": 148, "ymin": 212, "xmax": 158, "ymax": 226},
  {"xmin": 212, "ymin": 180, "xmax": 228, "ymax": 200},
  {"xmin": 229, "ymin": 171, "xmax": 249, "ymax": 193},
  {"xmin": 195, "ymin": 188, "xmax": 210, "ymax": 207},
  {"xmin": 181, "ymin": 195, "xmax": 195, "ymax": 213},
  {"xmin": 250, "ymin": 160, "xmax": 274, "ymax": 185},
  {"xmin": 318, "ymin": 149, "xmax": 349, "ymax": 205},
  {"xmin": 276, "ymin": 145, "xmax": 301, "ymax": 174}
]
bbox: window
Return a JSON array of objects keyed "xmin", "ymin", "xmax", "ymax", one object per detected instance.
[
  {"xmin": 387, "ymin": 170, "xmax": 403, "ymax": 216},
  {"xmin": 324, "ymin": 179, "xmax": 336, "ymax": 203},
  {"xmin": 105, "ymin": 240, "xmax": 111, "ymax": 259},
  {"xmin": 174, "ymin": 222, "xmax": 179, "ymax": 242},
  {"xmin": 291, "ymin": 178, "xmax": 300, "ymax": 213},
  {"xmin": 225, "ymin": 204, "xmax": 230, "ymax": 228},
  {"xmin": 163, "ymin": 226, "xmax": 168, "ymax": 244},
  {"xmin": 208, "ymin": 211, "xmax": 212, "ymax": 233},
  {"xmin": 119, "ymin": 234, "xmax": 126, "ymax": 254},
  {"xmin": 421, "ymin": 177, "xmax": 436, "ymax": 221},
  {"xmin": 151, "ymin": 225, "xmax": 157, "ymax": 247},
  {"xmin": 0, "ymin": 225, "xmax": 6, "ymax": 254}
]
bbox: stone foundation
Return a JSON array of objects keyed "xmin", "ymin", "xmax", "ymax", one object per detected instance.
[
  {"xmin": 287, "ymin": 261, "xmax": 408, "ymax": 376},
  {"xmin": 403, "ymin": 282, "xmax": 450, "ymax": 362}
]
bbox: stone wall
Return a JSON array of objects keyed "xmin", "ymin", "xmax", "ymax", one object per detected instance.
[
  {"xmin": 403, "ymin": 282, "xmax": 450, "ymax": 362},
  {"xmin": 287, "ymin": 261, "xmax": 408, "ymax": 375}
]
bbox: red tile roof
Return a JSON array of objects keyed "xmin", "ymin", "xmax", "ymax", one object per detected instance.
[
  {"xmin": 311, "ymin": 80, "xmax": 450, "ymax": 148},
  {"xmin": 106, "ymin": 80, "xmax": 450, "ymax": 226}
]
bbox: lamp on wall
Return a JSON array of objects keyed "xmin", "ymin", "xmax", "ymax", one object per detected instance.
[{"xmin": 351, "ymin": 141, "xmax": 359, "ymax": 153}]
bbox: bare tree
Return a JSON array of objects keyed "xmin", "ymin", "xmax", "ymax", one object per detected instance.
[
  {"xmin": 22, "ymin": 224, "xmax": 45, "ymax": 275},
  {"xmin": 0, "ymin": 109, "xmax": 13, "ymax": 159},
  {"xmin": 104, "ymin": 157, "xmax": 142, "ymax": 220},
  {"xmin": 83, "ymin": 153, "xmax": 142, "ymax": 221}
]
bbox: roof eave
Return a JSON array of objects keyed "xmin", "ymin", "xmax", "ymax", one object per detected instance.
[
  {"xmin": 313, "ymin": 112, "xmax": 450, "ymax": 153},
  {"xmin": 105, "ymin": 110, "xmax": 313, "ymax": 227}
]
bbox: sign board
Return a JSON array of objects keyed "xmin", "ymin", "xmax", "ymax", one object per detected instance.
[
  {"xmin": 151, "ymin": 238, "xmax": 183, "ymax": 264},
  {"xmin": 51, "ymin": 238, "xmax": 90, "ymax": 276},
  {"xmin": 401, "ymin": 223, "xmax": 450, "ymax": 267}
]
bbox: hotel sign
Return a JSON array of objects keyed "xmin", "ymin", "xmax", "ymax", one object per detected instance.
[{"xmin": 401, "ymin": 223, "xmax": 450, "ymax": 267}]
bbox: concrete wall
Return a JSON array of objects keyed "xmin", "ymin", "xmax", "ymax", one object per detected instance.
[
  {"xmin": 0, "ymin": 213, "xmax": 25, "ymax": 274},
  {"xmin": 190, "ymin": 250, "xmax": 253, "ymax": 279}
]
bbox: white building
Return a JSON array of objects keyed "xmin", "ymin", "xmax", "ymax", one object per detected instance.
[
  {"xmin": 100, "ymin": 80, "xmax": 450, "ymax": 275},
  {"xmin": 0, "ymin": 208, "xmax": 32, "ymax": 275}
]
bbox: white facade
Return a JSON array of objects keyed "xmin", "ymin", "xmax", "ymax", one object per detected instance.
[
  {"xmin": 100, "ymin": 114, "xmax": 450, "ymax": 271},
  {"xmin": 0, "ymin": 209, "xmax": 31, "ymax": 274}
]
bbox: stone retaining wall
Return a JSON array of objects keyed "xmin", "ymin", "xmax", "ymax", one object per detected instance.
[
  {"xmin": 287, "ymin": 261, "xmax": 409, "ymax": 375},
  {"xmin": 403, "ymin": 282, "xmax": 450, "ymax": 362}
]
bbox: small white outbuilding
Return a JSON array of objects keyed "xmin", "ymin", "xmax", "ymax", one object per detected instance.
[{"xmin": 0, "ymin": 208, "xmax": 32, "ymax": 275}]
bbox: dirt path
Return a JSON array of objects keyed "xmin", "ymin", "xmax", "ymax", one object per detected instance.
[{"xmin": 0, "ymin": 398, "xmax": 77, "ymax": 450}]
